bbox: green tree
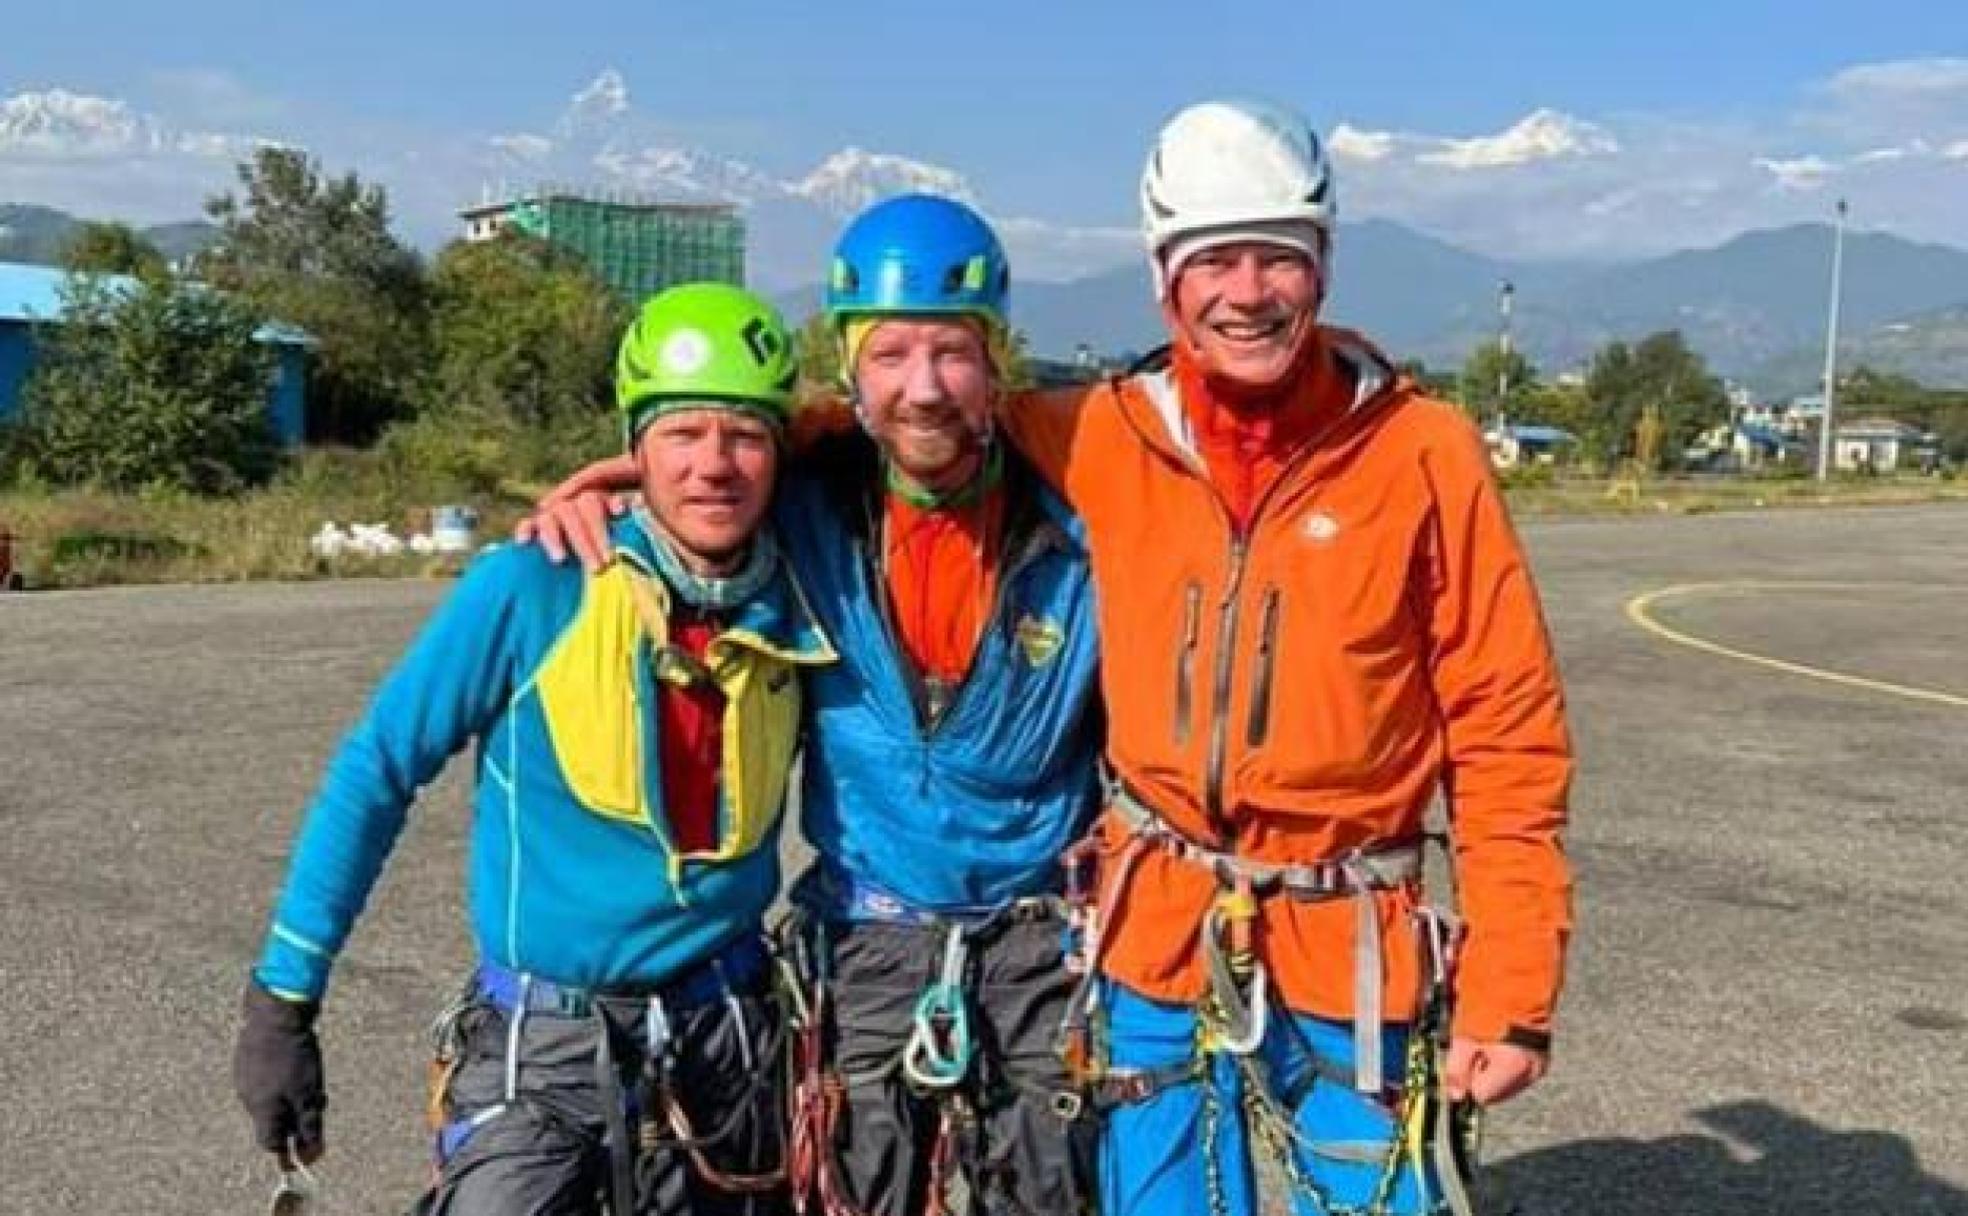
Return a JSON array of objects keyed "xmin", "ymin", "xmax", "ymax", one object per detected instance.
[
  {"xmin": 1396, "ymin": 358, "xmax": 1458, "ymax": 399},
  {"xmin": 424, "ymin": 233, "xmax": 627, "ymax": 427},
  {"xmin": 1513, "ymin": 381, "xmax": 1599, "ymax": 464},
  {"xmin": 378, "ymin": 233, "xmax": 627, "ymax": 491},
  {"xmin": 1585, "ymin": 331, "xmax": 1729, "ymax": 470},
  {"xmin": 794, "ymin": 311, "xmax": 841, "ymax": 402},
  {"xmin": 1457, "ymin": 339, "xmax": 1539, "ymax": 421},
  {"xmin": 202, "ymin": 146, "xmax": 430, "ymax": 443},
  {"xmin": 10, "ymin": 274, "xmax": 276, "ymax": 492},
  {"xmin": 992, "ymin": 326, "xmax": 1035, "ymax": 391},
  {"xmin": 61, "ymin": 222, "xmax": 169, "ymax": 281}
]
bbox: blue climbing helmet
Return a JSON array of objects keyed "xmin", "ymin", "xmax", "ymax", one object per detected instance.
[{"xmin": 824, "ymin": 194, "xmax": 1009, "ymax": 327}]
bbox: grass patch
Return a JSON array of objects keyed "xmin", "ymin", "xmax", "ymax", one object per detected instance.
[
  {"xmin": 3, "ymin": 464, "xmax": 1964, "ymax": 591},
  {"xmin": 0, "ymin": 447, "xmax": 539, "ymax": 590},
  {"xmin": 1504, "ymin": 471, "xmax": 1968, "ymax": 518}
]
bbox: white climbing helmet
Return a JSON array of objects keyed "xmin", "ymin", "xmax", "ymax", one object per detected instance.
[{"xmin": 1140, "ymin": 98, "xmax": 1336, "ymax": 298}]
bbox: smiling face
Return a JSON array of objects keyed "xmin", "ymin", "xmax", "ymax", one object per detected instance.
[
  {"xmin": 1167, "ymin": 241, "xmax": 1324, "ymax": 390},
  {"xmin": 633, "ymin": 406, "xmax": 779, "ymax": 573},
  {"xmin": 851, "ymin": 316, "xmax": 996, "ymax": 491}
]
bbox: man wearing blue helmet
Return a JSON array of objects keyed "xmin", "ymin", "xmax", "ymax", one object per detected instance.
[
  {"xmin": 523, "ymin": 195, "xmax": 1103, "ymax": 1216},
  {"xmin": 779, "ymin": 193, "xmax": 1101, "ymax": 1216}
]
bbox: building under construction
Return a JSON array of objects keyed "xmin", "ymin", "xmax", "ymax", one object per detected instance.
[{"xmin": 459, "ymin": 191, "xmax": 745, "ymax": 304}]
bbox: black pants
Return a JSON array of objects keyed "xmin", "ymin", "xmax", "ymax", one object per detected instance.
[
  {"xmin": 419, "ymin": 974, "xmax": 788, "ymax": 1216},
  {"xmin": 821, "ymin": 912, "xmax": 1094, "ymax": 1216}
]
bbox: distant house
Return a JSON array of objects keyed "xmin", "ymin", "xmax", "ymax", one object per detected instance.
[
  {"xmin": 0, "ymin": 261, "xmax": 311, "ymax": 446},
  {"xmin": 1731, "ymin": 421, "xmax": 1806, "ymax": 469},
  {"xmin": 1485, "ymin": 423, "xmax": 1576, "ymax": 468},
  {"xmin": 1833, "ymin": 416, "xmax": 1931, "ymax": 473}
]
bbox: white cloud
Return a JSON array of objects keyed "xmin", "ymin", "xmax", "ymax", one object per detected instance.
[
  {"xmin": 1754, "ymin": 155, "xmax": 1836, "ymax": 192},
  {"xmin": 1853, "ymin": 141, "xmax": 1930, "ymax": 163},
  {"xmin": 1417, "ymin": 109, "xmax": 1619, "ymax": 170},
  {"xmin": 1329, "ymin": 123, "xmax": 1397, "ymax": 163},
  {"xmin": 1826, "ymin": 57, "xmax": 1968, "ymax": 100},
  {"xmin": 992, "ymin": 216, "xmax": 1138, "ymax": 282},
  {"xmin": 487, "ymin": 133, "xmax": 553, "ymax": 162}
]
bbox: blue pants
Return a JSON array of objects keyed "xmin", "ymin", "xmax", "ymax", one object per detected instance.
[{"xmin": 1099, "ymin": 980, "xmax": 1441, "ymax": 1216}]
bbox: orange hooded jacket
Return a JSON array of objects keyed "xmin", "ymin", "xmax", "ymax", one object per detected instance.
[{"xmin": 1001, "ymin": 327, "xmax": 1573, "ymax": 1046}]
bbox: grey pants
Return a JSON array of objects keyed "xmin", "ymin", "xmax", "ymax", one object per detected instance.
[
  {"xmin": 418, "ymin": 974, "xmax": 788, "ymax": 1216},
  {"xmin": 819, "ymin": 912, "xmax": 1094, "ymax": 1216}
]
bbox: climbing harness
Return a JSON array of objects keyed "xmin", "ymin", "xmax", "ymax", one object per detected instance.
[
  {"xmin": 424, "ymin": 945, "xmax": 788, "ymax": 1213},
  {"xmin": 780, "ymin": 891, "xmax": 1073, "ymax": 1216},
  {"xmin": 1057, "ymin": 772, "xmax": 1484, "ymax": 1216}
]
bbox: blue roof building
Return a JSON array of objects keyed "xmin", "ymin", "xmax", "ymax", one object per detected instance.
[{"xmin": 0, "ymin": 261, "xmax": 312, "ymax": 446}]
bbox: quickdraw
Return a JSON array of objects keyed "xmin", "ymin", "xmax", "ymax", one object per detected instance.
[{"xmin": 900, "ymin": 925, "xmax": 976, "ymax": 1091}]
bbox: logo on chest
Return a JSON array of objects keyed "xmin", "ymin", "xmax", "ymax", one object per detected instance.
[
  {"xmin": 1013, "ymin": 613, "xmax": 1065, "ymax": 667},
  {"xmin": 1301, "ymin": 509, "xmax": 1342, "ymax": 545}
]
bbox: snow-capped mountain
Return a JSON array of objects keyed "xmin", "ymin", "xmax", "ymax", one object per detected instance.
[
  {"xmin": 789, "ymin": 147, "xmax": 980, "ymax": 217},
  {"xmin": 554, "ymin": 68, "xmax": 630, "ymax": 141},
  {"xmin": 0, "ymin": 89, "xmax": 246, "ymax": 158},
  {"xmin": 591, "ymin": 145, "xmax": 781, "ymax": 206}
]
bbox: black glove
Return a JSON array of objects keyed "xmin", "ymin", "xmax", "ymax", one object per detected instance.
[{"xmin": 233, "ymin": 980, "xmax": 327, "ymax": 1160}]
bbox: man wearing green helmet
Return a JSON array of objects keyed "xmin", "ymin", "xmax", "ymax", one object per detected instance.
[
  {"xmin": 234, "ymin": 282, "xmax": 835, "ymax": 1215},
  {"xmin": 522, "ymin": 197, "xmax": 1104, "ymax": 1216}
]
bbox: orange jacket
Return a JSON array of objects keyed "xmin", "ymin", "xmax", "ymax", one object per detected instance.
[{"xmin": 1003, "ymin": 328, "xmax": 1573, "ymax": 1045}]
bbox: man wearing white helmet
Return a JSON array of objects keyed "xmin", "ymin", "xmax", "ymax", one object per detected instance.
[
  {"xmin": 522, "ymin": 97, "xmax": 1574, "ymax": 1216},
  {"xmin": 999, "ymin": 98, "xmax": 1575, "ymax": 1215}
]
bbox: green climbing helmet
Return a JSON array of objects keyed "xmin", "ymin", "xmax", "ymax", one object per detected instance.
[{"xmin": 615, "ymin": 281, "xmax": 800, "ymax": 444}]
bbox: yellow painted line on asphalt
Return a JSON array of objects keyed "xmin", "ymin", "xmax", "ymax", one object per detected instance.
[{"xmin": 1625, "ymin": 581, "xmax": 1968, "ymax": 710}]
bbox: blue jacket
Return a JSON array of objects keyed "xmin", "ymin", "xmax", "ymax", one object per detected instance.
[
  {"xmin": 253, "ymin": 511, "xmax": 835, "ymax": 1000},
  {"xmin": 777, "ymin": 437, "xmax": 1103, "ymax": 914}
]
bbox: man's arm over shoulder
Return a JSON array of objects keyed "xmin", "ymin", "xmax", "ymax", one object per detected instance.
[
  {"xmin": 1000, "ymin": 382, "xmax": 1102, "ymax": 507},
  {"xmin": 254, "ymin": 545, "xmax": 539, "ymax": 999},
  {"xmin": 1412, "ymin": 401, "xmax": 1574, "ymax": 1048}
]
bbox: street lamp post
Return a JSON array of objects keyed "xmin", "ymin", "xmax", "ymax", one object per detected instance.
[
  {"xmin": 1816, "ymin": 199, "xmax": 1849, "ymax": 481},
  {"xmin": 1496, "ymin": 280, "xmax": 1515, "ymax": 430}
]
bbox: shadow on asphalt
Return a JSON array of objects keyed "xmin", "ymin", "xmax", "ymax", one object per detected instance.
[{"xmin": 1482, "ymin": 1100, "xmax": 1966, "ymax": 1215}]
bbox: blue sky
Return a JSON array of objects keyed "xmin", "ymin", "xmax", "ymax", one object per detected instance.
[{"xmin": 4, "ymin": 1, "xmax": 1967, "ymax": 284}]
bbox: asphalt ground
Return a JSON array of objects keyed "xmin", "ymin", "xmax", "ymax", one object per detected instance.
[{"xmin": 2, "ymin": 502, "xmax": 1964, "ymax": 1214}]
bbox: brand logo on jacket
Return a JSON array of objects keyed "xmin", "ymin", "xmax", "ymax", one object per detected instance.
[
  {"xmin": 1013, "ymin": 614, "xmax": 1064, "ymax": 667},
  {"xmin": 1303, "ymin": 510, "xmax": 1341, "ymax": 544}
]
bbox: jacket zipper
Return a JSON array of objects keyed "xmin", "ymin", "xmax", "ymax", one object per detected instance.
[
  {"xmin": 1121, "ymin": 361, "xmax": 1377, "ymax": 842},
  {"xmin": 1245, "ymin": 586, "xmax": 1281, "ymax": 747},
  {"xmin": 1172, "ymin": 581, "xmax": 1201, "ymax": 746}
]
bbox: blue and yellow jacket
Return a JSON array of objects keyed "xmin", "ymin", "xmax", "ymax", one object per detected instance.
[
  {"xmin": 779, "ymin": 436, "xmax": 1104, "ymax": 914},
  {"xmin": 253, "ymin": 511, "xmax": 836, "ymax": 1001}
]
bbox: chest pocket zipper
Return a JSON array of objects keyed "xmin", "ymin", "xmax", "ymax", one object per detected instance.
[
  {"xmin": 1172, "ymin": 581, "xmax": 1201, "ymax": 746},
  {"xmin": 1246, "ymin": 587, "xmax": 1281, "ymax": 747}
]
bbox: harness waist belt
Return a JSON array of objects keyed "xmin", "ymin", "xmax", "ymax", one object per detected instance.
[
  {"xmin": 477, "ymin": 935, "xmax": 766, "ymax": 1018},
  {"xmin": 798, "ymin": 869, "xmax": 1063, "ymax": 931},
  {"xmin": 1104, "ymin": 776, "xmax": 1424, "ymax": 894},
  {"xmin": 1103, "ymin": 773, "xmax": 1427, "ymax": 1092}
]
